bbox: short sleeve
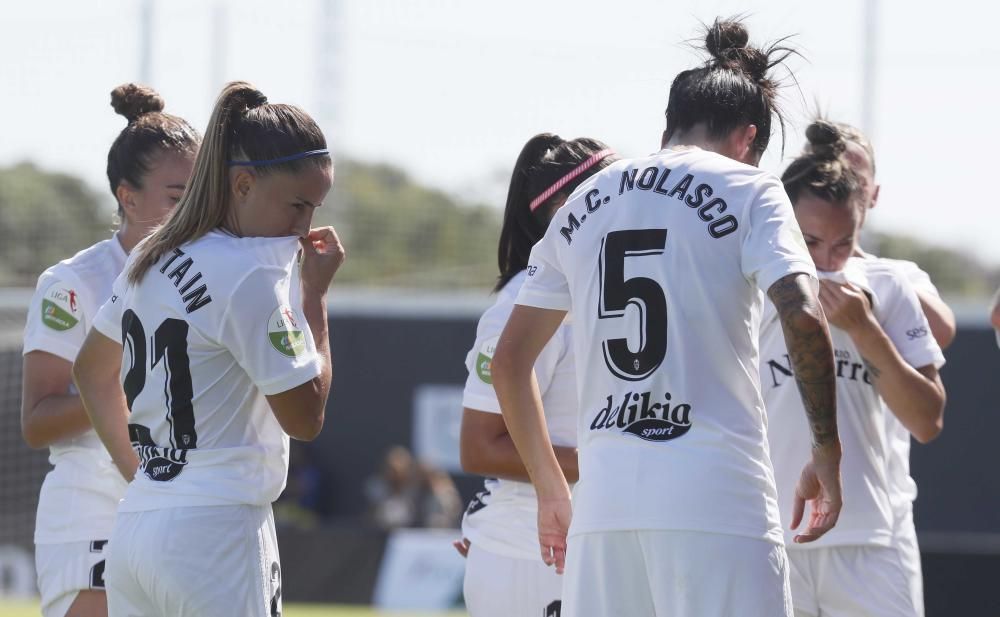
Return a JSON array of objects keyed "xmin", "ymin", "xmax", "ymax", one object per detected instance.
[
  {"xmin": 875, "ymin": 268, "xmax": 946, "ymax": 370},
  {"xmin": 462, "ymin": 317, "xmax": 504, "ymax": 415},
  {"xmin": 741, "ymin": 177, "xmax": 817, "ymax": 294},
  {"xmin": 22, "ymin": 273, "xmax": 89, "ymax": 362},
  {"xmin": 92, "ymin": 270, "xmax": 128, "ymax": 344},
  {"xmin": 216, "ymin": 266, "xmax": 323, "ymax": 396},
  {"xmin": 896, "ymin": 259, "xmax": 942, "ymax": 299},
  {"xmin": 515, "ymin": 234, "xmax": 571, "ymax": 311}
]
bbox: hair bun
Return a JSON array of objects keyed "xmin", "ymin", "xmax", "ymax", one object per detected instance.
[
  {"xmin": 110, "ymin": 83, "xmax": 165, "ymax": 123},
  {"xmin": 705, "ymin": 19, "xmax": 750, "ymax": 59},
  {"xmin": 225, "ymin": 82, "xmax": 269, "ymax": 117},
  {"xmin": 805, "ymin": 119, "xmax": 847, "ymax": 158}
]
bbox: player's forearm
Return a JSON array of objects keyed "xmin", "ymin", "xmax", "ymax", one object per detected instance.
[
  {"xmin": 21, "ymin": 393, "xmax": 92, "ymax": 448},
  {"xmin": 848, "ymin": 319, "xmax": 945, "ymax": 442},
  {"xmin": 917, "ymin": 290, "xmax": 956, "ymax": 349},
  {"xmin": 492, "ymin": 358, "xmax": 570, "ymax": 499},
  {"xmin": 300, "ymin": 290, "xmax": 333, "ymax": 420},
  {"xmin": 462, "ymin": 434, "xmax": 579, "ymax": 484},
  {"xmin": 768, "ymin": 274, "xmax": 839, "ymax": 448},
  {"xmin": 73, "ymin": 369, "xmax": 138, "ymax": 481}
]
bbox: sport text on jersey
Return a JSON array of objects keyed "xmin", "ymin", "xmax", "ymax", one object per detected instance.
[
  {"xmin": 590, "ymin": 390, "xmax": 693, "ymax": 442},
  {"xmin": 558, "ymin": 164, "xmax": 739, "ymax": 245},
  {"xmin": 157, "ymin": 248, "xmax": 213, "ymax": 313}
]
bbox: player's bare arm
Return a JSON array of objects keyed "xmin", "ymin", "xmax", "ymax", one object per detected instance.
[
  {"xmin": 266, "ymin": 226, "xmax": 344, "ymax": 441},
  {"xmin": 492, "ymin": 304, "xmax": 572, "ymax": 572},
  {"xmin": 767, "ymin": 272, "xmax": 842, "ymax": 543},
  {"xmin": 916, "ymin": 288, "xmax": 956, "ymax": 349},
  {"xmin": 819, "ymin": 279, "xmax": 946, "ymax": 443},
  {"xmin": 21, "ymin": 352, "xmax": 94, "ymax": 448},
  {"xmin": 72, "ymin": 329, "xmax": 139, "ymax": 481},
  {"xmin": 769, "ymin": 273, "xmax": 839, "ymax": 448},
  {"xmin": 459, "ymin": 408, "xmax": 579, "ymax": 483}
]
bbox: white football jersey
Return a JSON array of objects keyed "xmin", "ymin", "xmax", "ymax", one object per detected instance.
[
  {"xmin": 92, "ymin": 231, "xmax": 323, "ymax": 512},
  {"xmin": 867, "ymin": 257, "xmax": 947, "ymax": 514},
  {"xmin": 762, "ymin": 257, "xmax": 944, "ymax": 548},
  {"xmin": 23, "ymin": 236, "xmax": 129, "ymax": 544},
  {"xmin": 460, "ymin": 270, "xmax": 577, "ymax": 560},
  {"xmin": 516, "ymin": 148, "xmax": 815, "ymax": 544}
]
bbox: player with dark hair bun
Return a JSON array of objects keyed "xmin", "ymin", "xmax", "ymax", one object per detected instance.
[
  {"xmin": 763, "ymin": 119, "xmax": 945, "ymax": 617},
  {"xmin": 456, "ymin": 133, "xmax": 617, "ymax": 617},
  {"xmin": 493, "ymin": 18, "xmax": 838, "ymax": 617},
  {"xmin": 21, "ymin": 83, "xmax": 199, "ymax": 617}
]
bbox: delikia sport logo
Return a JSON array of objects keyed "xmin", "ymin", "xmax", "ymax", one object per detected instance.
[
  {"xmin": 268, "ymin": 306, "xmax": 306, "ymax": 357},
  {"xmin": 41, "ymin": 286, "xmax": 80, "ymax": 331},
  {"xmin": 590, "ymin": 390, "xmax": 693, "ymax": 443}
]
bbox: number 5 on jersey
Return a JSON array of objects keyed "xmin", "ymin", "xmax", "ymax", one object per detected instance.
[{"xmin": 598, "ymin": 229, "xmax": 668, "ymax": 381}]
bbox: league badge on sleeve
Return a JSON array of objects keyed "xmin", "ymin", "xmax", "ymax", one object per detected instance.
[
  {"xmin": 268, "ymin": 306, "xmax": 307, "ymax": 357},
  {"xmin": 41, "ymin": 286, "xmax": 80, "ymax": 331},
  {"xmin": 476, "ymin": 336, "xmax": 498, "ymax": 384}
]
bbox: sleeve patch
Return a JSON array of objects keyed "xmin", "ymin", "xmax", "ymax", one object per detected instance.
[
  {"xmin": 41, "ymin": 286, "xmax": 81, "ymax": 331},
  {"xmin": 475, "ymin": 336, "xmax": 499, "ymax": 385},
  {"xmin": 268, "ymin": 306, "xmax": 306, "ymax": 357}
]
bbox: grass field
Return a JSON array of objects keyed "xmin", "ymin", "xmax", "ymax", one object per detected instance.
[{"xmin": 0, "ymin": 599, "xmax": 467, "ymax": 617}]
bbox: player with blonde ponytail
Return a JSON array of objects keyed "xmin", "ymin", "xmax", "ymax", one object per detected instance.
[{"xmin": 72, "ymin": 81, "xmax": 345, "ymax": 617}]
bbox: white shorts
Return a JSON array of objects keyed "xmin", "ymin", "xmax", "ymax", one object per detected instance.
[
  {"xmin": 106, "ymin": 504, "xmax": 281, "ymax": 617},
  {"xmin": 464, "ymin": 542, "xmax": 563, "ymax": 617},
  {"xmin": 788, "ymin": 546, "xmax": 918, "ymax": 617},
  {"xmin": 892, "ymin": 508, "xmax": 924, "ymax": 617},
  {"xmin": 563, "ymin": 530, "xmax": 792, "ymax": 617},
  {"xmin": 35, "ymin": 540, "xmax": 109, "ymax": 617}
]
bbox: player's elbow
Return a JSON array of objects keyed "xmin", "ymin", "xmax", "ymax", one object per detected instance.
[
  {"xmin": 285, "ymin": 413, "xmax": 325, "ymax": 442},
  {"xmin": 20, "ymin": 418, "xmax": 48, "ymax": 450},
  {"xmin": 913, "ymin": 403, "xmax": 945, "ymax": 444}
]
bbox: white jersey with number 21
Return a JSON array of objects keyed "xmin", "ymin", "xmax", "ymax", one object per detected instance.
[
  {"xmin": 516, "ymin": 148, "xmax": 816, "ymax": 544},
  {"xmin": 92, "ymin": 231, "xmax": 323, "ymax": 513}
]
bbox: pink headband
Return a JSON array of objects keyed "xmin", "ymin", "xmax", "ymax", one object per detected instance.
[{"xmin": 528, "ymin": 149, "xmax": 615, "ymax": 211}]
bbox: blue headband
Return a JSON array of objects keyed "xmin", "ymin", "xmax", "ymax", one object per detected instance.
[{"xmin": 227, "ymin": 149, "xmax": 330, "ymax": 167}]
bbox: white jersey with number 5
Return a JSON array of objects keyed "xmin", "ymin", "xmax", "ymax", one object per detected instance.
[
  {"xmin": 516, "ymin": 148, "xmax": 816, "ymax": 543},
  {"xmin": 92, "ymin": 231, "xmax": 323, "ymax": 512}
]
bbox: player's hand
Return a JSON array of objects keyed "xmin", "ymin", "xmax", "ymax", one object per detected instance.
[
  {"xmin": 790, "ymin": 443, "xmax": 843, "ymax": 543},
  {"xmin": 818, "ymin": 280, "xmax": 874, "ymax": 336},
  {"xmin": 452, "ymin": 537, "xmax": 471, "ymax": 558},
  {"xmin": 299, "ymin": 226, "xmax": 346, "ymax": 296},
  {"xmin": 537, "ymin": 495, "xmax": 572, "ymax": 574}
]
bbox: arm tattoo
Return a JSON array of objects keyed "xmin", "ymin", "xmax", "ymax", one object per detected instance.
[{"xmin": 768, "ymin": 273, "xmax": 839, "ymax": 448}]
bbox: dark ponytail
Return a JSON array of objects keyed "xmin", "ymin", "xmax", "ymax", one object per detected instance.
[
  {"xmin": 495, "ymin": 133, "xmax": 617, "ymax": 291},
  {"xmin": 781, "ymin": 119, "xmax": 861, "ymax": 206},
  {"xmin": 664, "ymin": 17, "xmax": 796, "ymax": 156}
]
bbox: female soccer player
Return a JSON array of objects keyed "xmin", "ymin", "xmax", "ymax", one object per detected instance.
[
  {"xmin": 71, "ymin": 81, "xmax": 345, "ymax": 617},
  {"xmin": 457, "ymin": 134, "xmax": 617, "ymax": 617},
  {"xmin": 829, "ymin": 120, "xmax": 954, "ymax": 617},
  {"xmin": 493, "ymin": 18, "xmax": 840, "ymax": 617},
  {"xmin": 21, "ymin": 83, "xmax": 199, "ymax": 617},
  {"xmin": 763, "ymin": 119, "xmax": 946, "ymax": 617}
]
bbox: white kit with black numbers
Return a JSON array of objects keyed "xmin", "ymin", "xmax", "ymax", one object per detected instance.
[
  {"xmin": 516, "ymin": 147, "xmax": 816, "ymax": 544},
  {"xmin": 92, "ymin": 231, "xmax": 324, "ymax": 511}
]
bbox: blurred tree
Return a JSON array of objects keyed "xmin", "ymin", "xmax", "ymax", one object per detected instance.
[
  {"xmin": 863, "ymin": 231, "xmax": 1000, "ymax": 298},
  {"xmin": 0, "ymin": 163, "xmax": 110, "ymax": 285},
  {"xmin": 316, "ymin": 159, "xmax": 502, "ymax": 289}
]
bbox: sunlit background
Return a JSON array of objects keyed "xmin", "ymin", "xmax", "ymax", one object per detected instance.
[{"xmin": 1, "ymin": 1, "xmax": 998, "ymax": 615}]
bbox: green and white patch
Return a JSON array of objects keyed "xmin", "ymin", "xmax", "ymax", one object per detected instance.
[
  {"xmin": 475, "ymin": 336, "xmax": 498, "ymax": 384},
  {"xmin": 268, "ymin": 306, "xmax": 307, "ymax": 357},
  {"xmin": 41, "ymin": 286, "xmax": 80, "ymax": 331}
]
